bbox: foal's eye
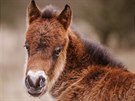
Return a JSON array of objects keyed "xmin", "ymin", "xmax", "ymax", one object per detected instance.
[
  {"xmin": 53, "ymin": 46, "xmax": 63, "ymax": 57},
  {"xmin": 24, "ymin": 42, "xmax": 30, "ymax": 50}
]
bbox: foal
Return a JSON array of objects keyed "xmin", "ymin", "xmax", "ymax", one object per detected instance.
[{"xmin": 24, "ymin": 0, "xmax": 135, "ymax": 101}]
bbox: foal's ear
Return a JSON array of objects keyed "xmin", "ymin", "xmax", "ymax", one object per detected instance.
[
  {"xmin": 57, "ymin": 5, "xmax": 72, "ymax": 30},
  {"xmin": 27, "ymin": 0, "xmax": 41, "ymax": 24}
]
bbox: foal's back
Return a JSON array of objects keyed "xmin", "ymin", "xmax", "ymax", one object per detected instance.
[{"xmin": 57, "ymin": 66, "xmax": 135, "ymax": 101}]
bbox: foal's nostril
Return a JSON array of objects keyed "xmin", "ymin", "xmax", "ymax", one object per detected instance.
[
  {"xmin": 25, "ymin": 75, "xmax": 32, "ymax": 89},
  {"xmin": 39, "ymin": 76, "xmax": 45, "ymax": 88},
  {"xmin": 25, "ymin": 75, "xmax": 46, "ymax": 89}
]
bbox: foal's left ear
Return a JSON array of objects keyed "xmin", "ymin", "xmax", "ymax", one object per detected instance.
[
  {"xmin": 27, "ymin": 0, "xmax": 41, "ymax": 24},
  {"xmin": 57, "ymin": 5, "xmax": 72, "ymax": 30}
]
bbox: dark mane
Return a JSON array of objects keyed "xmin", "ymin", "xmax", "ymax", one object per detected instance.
[
  {"xmin": 41, "ymin": 5, "xmax": 59, "ymax": 19},
  {"xmin": 83, "ymin": 40, "xmax": 124, "ymax": 68},
  {"xmin": 72, "ymin": 30, "xmax": 124, "ymax": 69}
]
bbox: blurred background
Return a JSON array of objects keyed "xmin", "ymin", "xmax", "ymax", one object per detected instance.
[{"xmin": 0, "ymin": 0, "xmax": 135, "ymax": 101}]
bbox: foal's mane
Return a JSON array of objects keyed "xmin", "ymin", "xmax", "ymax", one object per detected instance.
[
  {"xmin": 71, "ymin": 30, "xmax": 124, "ymax": 69},
  {"xmin": 41, "ymin": 5, "xmax": 124, "ymax": 69},
  {"xmin": 83, "ymin": 39, "xmax": 124, "ymax": 68},
  {"xmin": 41, "ymin": 5, "xmax": 59, "ymax": 19}
]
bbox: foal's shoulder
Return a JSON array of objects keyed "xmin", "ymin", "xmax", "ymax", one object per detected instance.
[{"xmin": 79, "ymin": 65, "xmax": 135, "ymax": 91}]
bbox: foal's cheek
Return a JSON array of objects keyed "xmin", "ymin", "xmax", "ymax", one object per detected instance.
[
  {"xmin": 44, "ymin": 60, "xmax": 53, "ymax": 73},
  {"xmin": 24, "ymin": 54, "xmax": 28, "ymax": 70}
]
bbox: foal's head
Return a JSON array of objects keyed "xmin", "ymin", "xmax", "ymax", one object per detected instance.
[{"xmin": 24, "ymin": 0, "xmax": 72, "ymax": 97}]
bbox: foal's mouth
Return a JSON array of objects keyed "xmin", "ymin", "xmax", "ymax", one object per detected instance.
[
  {"xmin": 28, "ymin": 91, "xmax": 42, "ymax": 97},
  {"xmin": 27, "ymin": 86, "xmax": 47, "ymax": 97}
]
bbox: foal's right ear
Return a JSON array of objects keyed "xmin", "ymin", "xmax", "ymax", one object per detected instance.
[
  {"xmin": 57, "ymin": 5, "xmax": 72, "ymax": 30},
  {"xmin": 27, "ymin": 0, "xmax": 41, "ymax": 24}
]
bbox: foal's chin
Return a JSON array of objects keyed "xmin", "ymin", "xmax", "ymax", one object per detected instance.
[{"xmin": 27, "ymin": 86, "xmax": 47, "ymax": 97}]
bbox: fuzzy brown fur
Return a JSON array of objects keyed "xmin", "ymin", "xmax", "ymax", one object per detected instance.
[
  {"xmin": 51, "ymin": 32, "xmax": 135, "ymax": 101},
  {"xmin": 24, "ymin": 1, "xmax": 135, "ymax": 101}
]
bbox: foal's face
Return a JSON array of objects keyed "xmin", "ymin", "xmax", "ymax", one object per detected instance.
[
  {"xmin": 25, "ymin": 19, "xmax": 68, "ymax": 96},
  {"xmin": 24, "ymin": 0, "xmax": 71, "ymax": 97}
]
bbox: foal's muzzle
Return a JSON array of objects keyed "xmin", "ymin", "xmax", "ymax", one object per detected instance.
[{"xmin": 25, "ymin": 70, "xmax": 47, "ymax": 97}]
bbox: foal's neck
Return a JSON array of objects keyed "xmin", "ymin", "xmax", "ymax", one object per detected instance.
[
  {"xmin": 67, "ymin": 30, "xmax": 124, "ymax": 69},
  {"xmin": 66, "ymin": 31, "xmax": 90, "ymax": 70}
]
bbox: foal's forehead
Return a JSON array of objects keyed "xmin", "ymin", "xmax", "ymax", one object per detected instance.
[
  {"xmin": 28, "ymin": 19, "xmax": 63, "ymax": 32},
  {"xmin": 26, "ymin": 18, "xmax": 67, "ymax": 47}
]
